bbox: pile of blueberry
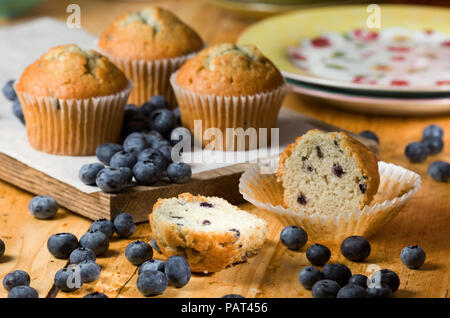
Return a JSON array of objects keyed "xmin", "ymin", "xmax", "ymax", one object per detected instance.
[
  {"xmin": 280, "ymin": 225, "xmax": 426, "ymax": 298},
  {"xmin": 80, "ymin": 95, "xmax": 193, "ymax": 193},
  {"xmin": 2, "ymin": 79, "xmax": 25, "ymax": 125}
]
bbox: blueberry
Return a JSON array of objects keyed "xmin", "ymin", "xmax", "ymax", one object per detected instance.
[
  {"xmin": 95, "ymin": 143, "xmax": 123, "ymax": 166},
  {"xmin": 125, "ymin": 241, "xmax": 153, "ymax": 266},
  {"xmin": 79, "ymin": 230, "xmax": 109, "ymax": 256},
  {"xmin": 77, "ymin": 260, "xmax": 101, "ymax": 283},
  {"xmin": 158, "ymin": 145, "xmax": 173, "ymax": 162},
  {"xmin": 133, "ymin": 161, "xmax": 161, "ymax": 185},
  {"xmin": 113, "ymin": 213, "xmax": 136, "ymax": 238},
  {"xmin": 3, "ymin": 270, "xmax": 30, "ymax": 291},
  {"xmin": 422, "ymin": 137, "xmax": 443, "ymax": 155},
  {"xmin": 405, "ymin": 142, "xmax": 429, "ymax": 163},
  {"xmin": 3, "ymin": 79, "xmax": 17, "ymax": 101},
  {"xmin": 142, "ymin": 95, "xmax": 168, "ymax": 116},
  {"xmin": 29, "ymin": 195, "xmax": 58, "ymax": 219},
  {"xmin": 170, "ymin": 127, "xmax": 191, "ymax": 146},
  {"xmin": 0, "ymin": 238, "xmax": 4, "ymax": 258},
  {"xmin": 366, "ymin": 283, "xmax": 394, "ymax": 298},
  {"xmin": 137, "ymin": 270, "xmax": 168, "ymax": 296},
  {"xmin": 152, "ymin": 138, "xmax": 172, "ymax": 150},
  {"xmin": 54, "ymin": 267, "xmax": 82, "ymax": 292},
  {"xmin": 151, "ymin": 238, "xmax": 161, "ymax": 253},
  {"xmin": 172, "ymin": 107, "xmax": 181, "ymax": 126},
  {"xmin": 422, "ymin": 124, "xmax": 443, "ymax": 139},
  {"xmin": 298, "ymin": 266, "xmax": 322, "ymax": 290},
  {"xmin": 90, "ymin": 219, "xmax": 115, "ymax": 239},
  {"xmin": 110, "ymin": 151, "xmax": 137, "ymax": 169},
  {"xmin": 359, "ymin": 130, "xmax": 379, "ymax": 144},
  {"xmin": 120, "ymin": 167, "xmax": 134, "ymax": 183},
  {"xmin": 149, "ymin": 109, "xmax": 175, "ymax": 135},
  {"xmin": 139, "ymin": 259, "xmax": 165, "ymax": 275},
  {"xmin": 164, "ymin": 255, "xmax": 191, "ymax": 288},
  {"xmin": 222, "ymin": 294, "xmax": 245, "ymax": 298},
  {"xmin": 370, "ymin": 269, "xmax": 400, "ymax": 292},
  {"xmin": 340, "ymin": 235, "xmax": 371, "ymax": 262},
  {"xmin": 428, "ymin": 161, "xmax": 450, "ymax": 182},
  {"xmin": 12, "ymin": 100, "xmax": 25, "ymax": 124},
  {"xmin": 47, "ymin": 233, "xmax": 78, "ymax": 259},
  {"xmin": 311, "ymin": 280, "xmax": 341, "ymax": 298},
  {"xmin": 124, "ymin": 104, "xmax": 143, "ymax": 122},
  {"xmin": 306, "ymin": 243, "xmax": 331, "ymax": 266},
  {"xmin": 79, "ymin": 163, "xmax": 105, "ymax": 185},
  {"xmin": 122, "ymin": 119, "xmax": 150, "ymax": 137},
  {"xmin": 83, "ymin": 291, "xmax": 108, "ymax": 298},
  {"xmin": 336, "ymin": 284, "xmax": 367, "ymax": 298},
  {"xmin": 143, "ymin": 131, "xmax": 164, "ymax": 148},
  {"xmin": 321, "ymin": 263, "xmax": 352, "ymax": 287},
  {"xmin": 137, "ymin": 148, "xmax": 169, "ymax": 170},
  {"xmin": 400, "ymin": 245, "xmax": 426, "ymax": 269},
  {"xmin": 167, "ymin": 162, "xmax": 192, "ymax": 184},
  {"xmin": 280, "ymin": 225, "xmax": 308, "ymax": 251},
  {"xmin": 69, "ymin": 247, "xmax": 96, "ymax": 264},
  {"xmin": 8, "ymin": 285, "xmax": 38, "ymax": 298},
  {"xmin": 348, "ymin": 274, "xmax": 368, "ymax": 289},
  {"xmin": 123, "ymin": 133, "xmax": 148, "ymax": 154},
  {"xmin": 95, "ymin": 167, "xmax": 127, "ymax": 193}
]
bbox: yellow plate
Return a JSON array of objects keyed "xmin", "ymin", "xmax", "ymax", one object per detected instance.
[{"xmin": 237, "ymin": 4, "xmax": 450, "ymax": 92}]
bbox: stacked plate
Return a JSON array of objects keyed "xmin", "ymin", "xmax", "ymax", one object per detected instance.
[{"xmin": 238, "ymin": 5, "xmax": 450, "ymax": 115}]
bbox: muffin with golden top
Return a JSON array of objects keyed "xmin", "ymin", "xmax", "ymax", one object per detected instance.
[
  {"xmin": 15, "ymin": 44, "xmax": 132, "ymax": 156},
  {"xmin": 171, "ymin": 43, "xmax": 290, "ymax": 150},
  {"xmin": 98, "ymin": 6, "xmax": 203, "ymax": 106}
]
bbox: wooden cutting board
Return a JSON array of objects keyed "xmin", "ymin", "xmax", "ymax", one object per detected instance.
[{"xmin": 0, "ymin": 113, "xmax": 377, "ymax": 223}]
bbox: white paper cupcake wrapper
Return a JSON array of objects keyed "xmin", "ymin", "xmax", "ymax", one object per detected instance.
[
  {"xmin": 15, "ymin": 81, "xmax": 133, "ymax": 156},
  {"xmin": 239, "ymin": 161, "xmax": 421, "ymax": 242},
  {"xmin": 170, "ymin": 71, "xmax": 291, "ymax": 150}
]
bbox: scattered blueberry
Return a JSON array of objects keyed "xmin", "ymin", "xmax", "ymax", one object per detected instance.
[
  {"xmin": 340, "ymin": 235, "xmax": 371, "ymax": 262},
  {"xmin": 3, "ymin": 270, "xmax": 30, "ymax": 291},
  {"xmin": 77, "ymin": 260, "xmax": 101, "ymax": 283},
  {"xmin": 95, "ymin": 167, "xmax": 127, "ymax": 193},
  {"xmin": 47, "ymin": 233, "xmax": 78, "ymax": 259},
  {"xmin": 3, "ymin": 79, "xmax": 17, "ymax": 101},
  {"xmin": 311, "ymin": 280, "xmax": 341, "ymax": 298},
  {"xmin": 298, "ymin": 266, "xmax": 322, "ymax": 290},
  {"xmin": 348, "ymin": 274, "xmax": 368, "ymax": 289},
  {"xmin": 110, "ymin": 151, "xmax": 137, "ymax": 169},
  {"xmin": 83, "ymin": 291, "xmax": 108, "ymax": 298},
  {"xmin": 280, "ymin": 225, "xmax": 308, "ymax": 251},
  {"xmin": 54, "ymin": 267, "xmax": 82, "ymax": 292},
  {"xmin": 359, "ymin": 130, "xmax": 379, "ymax": 144},
  {"xmin": 8, "ymin": 285, "xmax": 38, "ymax": 298},
  {"xmin": 95, "ymin": 143, "xmax": 123, "ymax": 165},
  {"xmin": 366, "ymin": 283, "xmax": 394, "ymax": 298},
  {"xmin": 137, "ymin": 270, "xmax": 168, "ymax": 296},
  {"xmin": 172, "ymin": 107, "xmax": 181, "ymax": 126},
  {"xmin": 139, "ymin": 259, "xmax": 165, "ymax": 275},
  {"xmin": 428, "ymin": 161, "xmax": 450, "ymax": 182},
  {"xmin": 0, "ymin": 238, "xmax": 4, "ymax": 258},
  {"xmin": 400, "ymin": 245, "xmax": 426, "ymax": 269},
  {"xmin": 222, "ymin": 294, "xmax": 245, "ymax": 298},
  {"xmin": 370, "ymin": 269, "xmax": 400, "ymax": 292},
  {"xmin": 321, "ymin": 263, "xmax": 352, "ymax": 287},
  {"xmin": 29, "ymin": 195, "xmax": 58, "ymax": 219},
  {"xmin": 113, "ymin": 213, "xmax": 136, "ymax": 238},
  {"xmin": 125, "ymin": 241, "xmax": 153, "ymax": 266},
  {"xmin": 306, "ymin": 243, "xmax": 331, "ymax": 266},
  {"xmin": 422, "ymin": 137, "xmax": 443, "ymax": 155},
  {"xmin": 167, "ymin": 162, "xmax": 192, "ymax": 184},
  {"xmin": 422, "ymin": 124, "xmax": 443, "ymax": 139},
  {"xmin": 12, "ymin": 100, "xmax": 25, "ymax": 124},
  {"xmin": 137, "ymin": 148, "xmax": 169, "ymax": 170},
  {"xmin": 151, "ymin": 238, "xmax": 161, "ymax": 253},
  {"xmin": 133, "ymin": 161, "xmax": 161, "ymax": 185},
  {"xmin": 336, "ymin": 284, "xmax": 367, "ymax": 298},
  {"xmin": 69, "ymin": 247, "xmax": 96, "ymax": 264},
  {"xmin": 405, "ymin": 142, "xmax": 429, "ymax": 163},
  {"xmin": 164, "ymin": 255, "xmax": 191, "ymax": 288},
  {"xmin": 79, "ymin": 163, "xmax": 105, "ymax": 185},
  {"xmin": 123, "ymin": 133, "xmax": 148, "ymax": 154},
  {"xmin": 90, "ymin": 219, "xmax": 115, "ymax": 239},
  {"xmin": 149, "ymin": 109, "xmax": 175, "ymax": 135},
  {"xmin": 79, "ymin": 230, "xmax": 109, "ymax": 256}
]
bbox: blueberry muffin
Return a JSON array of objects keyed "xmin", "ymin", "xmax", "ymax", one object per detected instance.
[
  {"xmin": 149, "ymin": 193, "xmax": 267, "ymax": 273},
  {"xmin": 98, "ymin": 6, "xmax": 203, "ymax": 106},
  {"xmin": 277, "ymin": 130, "xmax": 380, "ymax": 216},
  {"xmin": 171, "ymin": 43, "xmax": 289, "ymax": 150},
  {"xmin": 15, "ymin": 44, "xmax": 131, "ymax": 155}
]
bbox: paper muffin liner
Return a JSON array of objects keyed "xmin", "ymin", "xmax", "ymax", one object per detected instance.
[
  {"xmin": 239, "ymin": 161, "xmax": 421, "ymax": 243},
  {"xmin": 170, "ymin": 72, "xmax": 291, "ymax": 150},
  {"xmin": 101, "ymin": 51, "xmax": 198, "ymax": 107},
  {"xmin": 15, "ymin": 81, "xmax": 133, "ymax": 156}
]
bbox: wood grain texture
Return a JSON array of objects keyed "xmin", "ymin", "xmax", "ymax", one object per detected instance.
[{"xmin": 0, "ymin": 0, "xmax": 449, "ymax": 299}]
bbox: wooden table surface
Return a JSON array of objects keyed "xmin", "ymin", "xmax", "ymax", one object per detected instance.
[{"xmin": 0, "ymin": 0, "xmax": 449, "ymax": 298}]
